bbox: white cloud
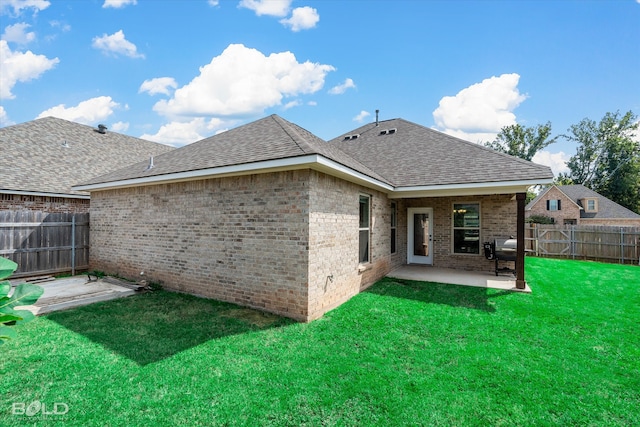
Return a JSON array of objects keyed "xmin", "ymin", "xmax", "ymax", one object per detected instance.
[
  {"xmin": 532, "ymin": 150, "xmax": 570, "ymax": 177},
  {"xmin": 239, "ymin": 0, "xmax": 291, "ymax": 17},
  {"xmin": 307, "ymin": 101, "xmax": 317, "ymax": 106},
  {"xmin": 0, "ymin": 40, "xmax": 59, "ymax": 99},
  {"xmin": 49, "ymin": 20, "xmax": 71, "ymax": 32},
  {"xmin": 280, "ymin": 6, "xmax": 319, "ymax": 31},
  {"xmin": 353, "ymin": 110, "xmax": 370, "ymax": 122},
  {"xmin": 0, "ymin": 106, "xmax": 14, "ymax": 126},
  {"xmin": 139, "ymin": 77, "xmax": 178, "ymax": 96},
  {"xmin": 140, "ymin": 117, "xmax": 230, "ymax": 147},
  {"xmin": 111, "ymin": 121, "xmax": 129, "ymax": 132},
  {"xmin": 432, "ymin": 73, "xmax": 527, "ymax": 142},
  {"xmin": 0, "ymin": 0, "xmax": 50, "ymax": 15},
  {"xmin": 2, "ymin": 23, "xmax": 36, "ymax": 44},
  {"xmin": 153, "ymin": 44, "xmax": 335, "ymax": 118},
  {"xmin": 36, "ymin": 96, "xmax": 119, "ymax": 124},
  {"xmin": 283, "ymin": 99, "xmax": 302, "ymax": 110},
  {"xmin": 103, "ymin": 0, "xmax": 137, "ymax": 8},
  {"xmin": 208, "ymin": 0, "xmax": 219, "ymax": 6},
  {"xmin": 92, "ymin": 30, "xmax": 144, "ymax": 58},
  {"xmin": 328, "ymin": 78, "xmax": 356, "ymax": 95}
]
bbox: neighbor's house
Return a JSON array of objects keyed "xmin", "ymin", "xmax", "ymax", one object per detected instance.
[
  {"xmin": 526, "ymin": 185, "xmax": 640, "ymax": 227},
  {"xmin": 74, "ymin": 115, "xmax": 553, "ymax": 321},
  {"xmin": 1, "ymin": 117, "xmax": 174, "ymax": 214}
]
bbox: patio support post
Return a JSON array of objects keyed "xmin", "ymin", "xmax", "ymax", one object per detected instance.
[{"xmin": 516, "ymin": 192, "xmax": 526, "ymax": 289}]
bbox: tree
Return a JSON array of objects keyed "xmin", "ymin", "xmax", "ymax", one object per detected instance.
[
  {"xmin": 564, "ymin": 111, "xmax": 639, "ymax": 213},
  {"xmin": 485, "ymin": 122, "xmax": 558, "ymax": 161}
]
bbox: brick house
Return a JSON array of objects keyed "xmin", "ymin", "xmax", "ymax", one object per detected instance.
[
  {"xmin": 526, "ymin": 185, "xmax": 640, "ymax": 226},
  {"xmin": 75, "ymin": 115, "xmax": 553, "ymax": 321},
  {"xmin": 1, "ymin": 117, "xmax": 173, "ymax": 214}
]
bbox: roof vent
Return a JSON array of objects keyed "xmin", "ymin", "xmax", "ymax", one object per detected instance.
[
  {"xmin": 95, "ymin": 124, "xmax": 107, "ymax": 134},
  {"xmin": 61, "ymin": 140, "xmax": 70, "ymax": 148},
  {"xmin": 379, "ymin": 128, "xmax": 397, "ymax": 135},
  {"xmin": 343, "ymin": 134, "xmax": 360, "ymax": 141},
  {"xmin": 145, "ymin": 155, "xmax": 154, "ymax": 171}
]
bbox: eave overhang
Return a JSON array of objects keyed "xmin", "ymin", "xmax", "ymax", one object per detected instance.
[
  {"xmin": 72, "ymin": 154, "xmax": 394, "ymax": 194},
  {"xmin": 72, "ymin": 155, "xmax": 553, "ymax": 198},
  {"xmin": 388, "ymin": 178, "xmax": 554, "ymax": 199},
  {"xmin": 1, "ymin": 189, "xmax": 90, "ymax": 199}
]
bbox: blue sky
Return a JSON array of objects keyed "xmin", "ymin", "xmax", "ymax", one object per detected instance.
[{"xmin": 1, "ymin": 0, "xmax": 639, "ymax": 176}]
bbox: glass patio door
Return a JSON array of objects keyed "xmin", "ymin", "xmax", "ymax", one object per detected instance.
[{"xmin": 407, "ymin": 208, "xmax": 433, "ymax": 265}]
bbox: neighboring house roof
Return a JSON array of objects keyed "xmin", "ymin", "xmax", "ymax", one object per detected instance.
[
  {"xmin": 328, "ymin": 118, "xmax": 553, "ymax": 188},
  {"xmin": 526, "ymin": 184, "xmax": 640, "ymax": 219},
  {"xmin": 1, "ymin": 117, "xmax": 174, "ymax": 197},
  {"xmin": 74, "ymin": 115, "xmax": 553, "ymax": 196}
]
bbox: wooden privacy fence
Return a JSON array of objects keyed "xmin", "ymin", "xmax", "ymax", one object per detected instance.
[
  {"xmin": 525, "ymin": 224, "xmax": 640, "ymax": 265},
  {"xmin": 0, "ymin": 210, "xmax": 89, "ymax": 278}
]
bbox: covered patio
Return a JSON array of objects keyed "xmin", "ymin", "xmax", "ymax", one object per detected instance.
[{"xmin": 386, "ymin": 265, "xmax": 531, "ymax": 293}]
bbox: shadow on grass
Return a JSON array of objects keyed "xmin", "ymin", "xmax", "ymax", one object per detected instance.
[
  {"xmin": 366, "ymin": 277, "xmax": 507, "ymax": 313},
  {"xmin": 45, "ymin": 290, "xmax": 293, "ymax": 366}
]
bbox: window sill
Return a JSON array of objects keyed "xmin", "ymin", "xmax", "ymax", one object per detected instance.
[{"xmin": 358, "ymin": 264, "xmax": 372, "ymax": 273}]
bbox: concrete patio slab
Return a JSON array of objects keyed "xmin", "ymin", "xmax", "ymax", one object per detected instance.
[
  {"xmin": 13, "ymin": 276, "xmax": 138, "ymax": 315},
  {"xmin": 387, "ymin": 265, "xmax": 531, "ymax": 293}
]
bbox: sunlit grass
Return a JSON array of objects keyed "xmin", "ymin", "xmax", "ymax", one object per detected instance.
[{"xmin": 1, "ymin": 258, "xmax": 638, "ymax": 426}]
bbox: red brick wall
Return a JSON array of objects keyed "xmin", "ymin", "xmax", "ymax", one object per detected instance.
[{"xmin": 526, "ymin": 187, "xmax": 580, "ymax": 224}]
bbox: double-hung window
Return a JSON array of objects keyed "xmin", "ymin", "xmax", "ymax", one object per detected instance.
[
  {"xmin": 453, "ymin": 203, "xmax": 480, "ymax": 254},
  {"xmin": 547, "ymin": 199, "xmax": 561, "ymax": 211},
  {"xmin": 359, "ymin": 195, "xmax": 371, "ymax": 263}
]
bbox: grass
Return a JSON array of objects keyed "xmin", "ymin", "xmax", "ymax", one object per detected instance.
[{"xmin": 1, "ymin": 257, "xmax": 639, "ymax": 426}]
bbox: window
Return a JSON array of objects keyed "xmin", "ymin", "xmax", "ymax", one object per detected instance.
[
  {"xmin": 453, "ymin": 203, "xmax": 480, "ymax": 254},
  {"xmin": 390, "ymin": 201, "xmax": 397, "ymax": 254},
  {"xmin": 359, "ymin": 195, "xmax": 371, "ymax": 263},
  {"xmin": 585, "ymin": 198, "xmax": 598, "ymax": 212},
  {"xmin": 547, "ymin": 199, "xmax": 561, "ymax": 211}
]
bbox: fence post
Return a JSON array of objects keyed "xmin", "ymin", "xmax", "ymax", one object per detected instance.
[
  {"xmin": 571, "ymin": 225, "xmax": 575, "ymax": 260},
  {"xmin": 71, "ymin": 215, "xmax": 76, "ymax": 276},
  {"xmin": 620, "ymin": 227, "xmax": 624, "ymax": 264}
]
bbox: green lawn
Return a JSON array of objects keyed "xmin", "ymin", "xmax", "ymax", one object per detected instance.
[{"xmin": 2, "ymin": 258, "xmax": 639, "ymax": 426}]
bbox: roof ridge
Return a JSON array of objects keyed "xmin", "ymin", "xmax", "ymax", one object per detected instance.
[{"xmin": 270, "ymin": 114, "xmax": 316, "ymax": 154}]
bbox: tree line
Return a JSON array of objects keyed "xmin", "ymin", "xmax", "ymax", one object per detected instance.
[{"xmin": 484, "ymin": 111, "xmax": 640, "ymax": 214}]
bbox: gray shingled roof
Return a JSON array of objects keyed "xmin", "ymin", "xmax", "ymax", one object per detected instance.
[
  {"xmin": 558, "ymin": 185, "xmax": 640, "ymax": 219},
  {"xmin": 1, "ymin": 117, "xmax": 174, "ymax": 196},
  {"xmin": 328, "ymin": 118, "xmax": 553, "ymax": 187},
  {"xmin": 78, "ymin": 115, "xmax": 391, "ymax": 186}
]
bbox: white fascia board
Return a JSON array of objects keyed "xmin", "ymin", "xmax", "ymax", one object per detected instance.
[
  {"xmin": 1, "ymin": 189, "xmax": 90, "ymax": 199},
  {"xmin": 388, "ymin": 178, "xmax": 554, "ymax": 199},
  {"xmin": 72, "ymin": 155, "xmax": 320, "ymax": 191},
  {"xmin": 72, "ymin": 155, "xmax": 393, "ymax": 193},
  {"xmin": 312, "ymin": 156, "xmax": 393, "ymax": 192}
]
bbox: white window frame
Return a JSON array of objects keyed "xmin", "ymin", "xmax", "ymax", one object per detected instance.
[
  {"xmin": 452, "ymin": 202, "xmax": 481, "ymax": 255},
  {"xmin": 359, "ymin": 194, "xmax": 371, "ymax": 264}
]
